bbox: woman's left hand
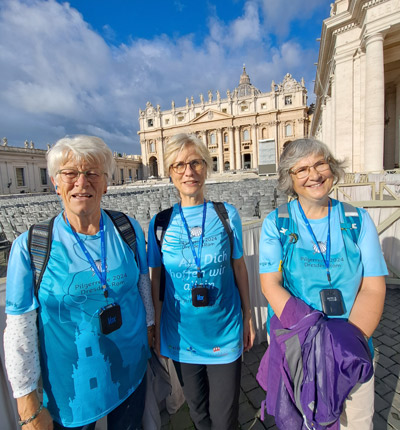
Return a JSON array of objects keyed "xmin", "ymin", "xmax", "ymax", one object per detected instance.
[
  {"xmin": 147, "ymin": 325, "xmax": 155, "ymax": 348},
  {"xmin": 243, "ymin": 314, "xmax": 255, "ymax": 352}
]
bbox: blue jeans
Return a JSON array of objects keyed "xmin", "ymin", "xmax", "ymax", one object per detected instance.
[{"xmin": 52, "ymin": 375, "xmax": 146, "ymax": 430}]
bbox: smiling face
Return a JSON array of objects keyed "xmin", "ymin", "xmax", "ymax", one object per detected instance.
[
  {"xmin": 291, "ymin": 153, "xmax": 334, "ymax": 206},
  {"xmin": 169, "ymin": 144, "xmax": 207, "ymax": 206},
  {"xmin": 51, "ymin": 155, "xmax": 107, "ymax": 227}
]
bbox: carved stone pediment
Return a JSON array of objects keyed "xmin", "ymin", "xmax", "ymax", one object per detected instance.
[
  {"xmin": 146, "ymin": 101, "xmax": 155, "ymax": 115},
  {"xmin": 190, "ymin": 109, "xmax": 232, "ymax": 124},
  {"xmin": 277, "ymin": 73, "xmax": 303, "ymax": 94}
]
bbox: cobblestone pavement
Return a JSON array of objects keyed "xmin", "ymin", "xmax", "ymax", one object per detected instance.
[{"xmin": 162, "ymin": 285, "xmax": 400, "ymax": 430}]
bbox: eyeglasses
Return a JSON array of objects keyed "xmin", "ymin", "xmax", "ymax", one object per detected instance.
[
  {"xmin": 56, "ymin": 169, "xmax": 106, "ymax": 184},
  {"xmin": 170, "ymin": 159, "xmax": 206, "ymax": 174},
  {"xmin": 289, "ymin": 160, "xmax": 330, "ymax": 179}
]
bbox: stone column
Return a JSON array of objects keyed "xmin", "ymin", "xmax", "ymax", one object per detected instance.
[
  {"xmin": 330, "ymin": 75, "xmax": 336, "ymax": 155},
  {"xmin": 321, "ymin": 101, "xmax": 327, "ymax": 145},
  {"xmin": 274, "ymin": 120, "xmax": 280, "ymax": 165},
  {"xmin": 364, "ymin": 33, "xmax": 385, "ymax": 171},
  {"xmin": 228, "ymin": 127, "xmax": 235, "ymax": 170},
  {"xmin": 217, "ymin": 128, "xmax": 224, "ymax": 172},
  {"xmin": 157, "ymin": 137, "xmax": 165, "ymax": 177},
  {"xmin": 202, "ymin": 130, "xmax": 208, "ymax": 147},
  {"xmin": 396, "ymin": 81, "xmax": 400, "ymax": 167},
  {"xmin": 140, "ymin": 140, "xmax": 149, "ymax": 179},
  {"xmin": 251, "ymin": 124, "xmax": 258, "ymax": 168},
  {"xmin": 235, "ymin": 127, "xmax": 241, "ymax": 169}
]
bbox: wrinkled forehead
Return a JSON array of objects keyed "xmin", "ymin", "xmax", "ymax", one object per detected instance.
[
  {"xmin": 58, "ymin": 150, "xmax": 101, "ymax": 169},
  {"xmin": 291, "ymin": 151, "xmax": 326, "ymax": 168}
]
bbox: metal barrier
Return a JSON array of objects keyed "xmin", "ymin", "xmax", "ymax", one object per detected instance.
[{"xmin": 332, "ymin": 179, "xmax": 400, "ymax": 285}]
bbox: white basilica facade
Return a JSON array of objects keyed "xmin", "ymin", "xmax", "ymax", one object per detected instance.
[
  {"xmin": 312, "ymin": 0, "xmax": 400, "ymax": 172},
  {"xmin": 138, "ymin": 67, "xmax": 311, "ymax": 178}
]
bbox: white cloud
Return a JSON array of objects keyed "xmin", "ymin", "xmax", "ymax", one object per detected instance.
[
  {"xmin": 258, "ymin": 0, "xmax": 327, "ymax": 38},
  {"xmin": 0, "ymin": 0, "xmax": 325, "ymax": 154}
]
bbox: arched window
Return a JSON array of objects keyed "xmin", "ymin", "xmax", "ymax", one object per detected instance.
[
  {"xmin": 149, "ymin": 141, "xmax": 155, "ymax": 153},
  {"xmin": 285, "ymin": 123, "xmax": 292, "ymax": 137},
  {"xmin": 243, "ymin": 129, "xmax": 250, "ymax": 141},
  {"xmin": 262, "ymin": 128, "xmax": 267, "ymax": 139},
  {"xmin": 224, "ymin": 133, "xmax": 228, "ymax": 143},
  {"xmin": 210, "ymin": 133, "xmax": 216, "ymax": 145}
]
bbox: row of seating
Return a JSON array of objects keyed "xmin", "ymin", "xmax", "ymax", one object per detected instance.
[{"xmin": 0, "ymin": 178, "xmax": 287, "ymax": 243}]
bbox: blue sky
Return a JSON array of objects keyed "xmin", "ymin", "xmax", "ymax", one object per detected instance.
[{"xmin": 0, "ymin": 0, "xmax": 331, "ymax": 154}]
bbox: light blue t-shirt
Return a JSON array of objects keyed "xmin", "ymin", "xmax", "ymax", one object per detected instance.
[
  {"xmin": 148, "ymin": 202, "xmax": 243, "ymax": 364},
  {"xmin": 259, "ymin": 199, "xmax": 388, "ymax": 329},
  {"xmin": 6, "ymin": 210, "xmax": 150, "ymax": 427}
]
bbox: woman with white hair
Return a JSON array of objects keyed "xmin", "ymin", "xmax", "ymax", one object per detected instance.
[{"xmin": 4, "ymin": 135, "xmax": 154, "ymax": 429}]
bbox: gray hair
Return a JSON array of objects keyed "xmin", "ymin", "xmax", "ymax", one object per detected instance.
[
  {"xmin": 47, "ymin": 135, "xmax": 115, "ymax": 183},
  {"xmin": 164, "ymin": 133, "xmax": 212, "ymax": 176},
  {"xmin": 278, "ymin": 138, "xmax": 345, "ymax": 197}
]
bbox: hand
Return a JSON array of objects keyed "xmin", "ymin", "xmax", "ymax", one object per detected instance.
[
  {"xmin": 243, "ymin": 315, "xmax": 255, "ymax": 352},
  {"xmin": 153, "ymin": 323, "xmax": 167, "ymax": 359},
  {"xmin": 147, "ymin": 325, "xmax": 155, "ymax": 348}
]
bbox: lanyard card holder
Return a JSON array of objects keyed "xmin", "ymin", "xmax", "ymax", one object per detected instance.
[
  {"xmin": 192, "ymin": 285, "xmax": 209, "ymax": 307},
  {"xmin": 99, "ymin": 303, "xmax": 122, "ymax": 334},
  {"xmin": 319, "ymin": 289, "xmax": 345, "ymax": 316}
]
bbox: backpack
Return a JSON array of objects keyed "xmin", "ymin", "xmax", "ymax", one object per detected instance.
[
  {"xmin": 276, "ymin": 200, "xmax": 362, "ymax": 257},
  {"xmin": 28, "ymin": 209, "xmax": 137, "ymax": 299},
  {"xmin": 154, "ymin": 201, "xmax": 234, "ymax": 301}
]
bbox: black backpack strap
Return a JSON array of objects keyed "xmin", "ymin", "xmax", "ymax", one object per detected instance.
[
  {"xmin": 212, "ymin": 201, "xmax": 234, "ymax": 260},
  {"xmin": 104, "ymin": 209, "xmax": 138, "ymax": 265},
  {"xmin": 154, "ymin": 207, "xmax": 174, "ymax": 301},
  {"xmin": 28, "ymin": 216, "xmax": 56, "ymax": 299}
]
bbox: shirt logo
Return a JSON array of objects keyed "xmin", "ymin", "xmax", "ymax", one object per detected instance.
[
  {"xmin": 313, "ymin": 241, "xmax": 327, "ymax": 254},
  {"xmin": 190, "ymin": 226, "xmax": 202, "ymax": 237}
]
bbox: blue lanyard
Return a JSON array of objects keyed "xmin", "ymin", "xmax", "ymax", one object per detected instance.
[
  {"xmin": 65, "ymin": 213, "xmax": 109, "ymax": 298},
  {"xmin": 179, "ymin": 200, "xmax": 207, "ymax": 278},
  {"xmin": 298, "ymin": 200, "xmax": 332, "ymax": 284}
]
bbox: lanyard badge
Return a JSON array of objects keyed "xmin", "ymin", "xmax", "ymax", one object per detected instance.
[
  {"xmin": 298, "ymin": 200, "xmax": 345, "ymax": 316},
  {"xmin": 179, "ymin": 201, "xmax": 210, "ymax": 307},
  {"xmin": 66, "ymin": 213, "xmax": 123, "ymax": 333}
]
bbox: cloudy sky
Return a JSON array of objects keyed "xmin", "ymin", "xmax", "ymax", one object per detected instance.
[{"xmin": 0, "ymin": 0, "xmax": 331, "ymax": 154}]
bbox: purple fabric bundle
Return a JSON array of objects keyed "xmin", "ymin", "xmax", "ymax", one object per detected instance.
[{"xmin": 257, "ymin": 297, "xmax": 373, "ymax": 430}]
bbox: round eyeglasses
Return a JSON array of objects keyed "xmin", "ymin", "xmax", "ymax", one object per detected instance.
[
  {"xmin": 289, "ymin": 160, "xmax": 330, "ymax": 179},
  {"xmin": 56, "ymin": 169, "xmax": 106, "ymax": 184},
  {"xmin": 170, "ymin": 159, "xmax": 206, "ymax": 174}
]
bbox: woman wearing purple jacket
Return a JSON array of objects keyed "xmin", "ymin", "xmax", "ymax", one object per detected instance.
[{"xmin": 259, "ymin": 138, "xmax": 387, "ymax": 429}]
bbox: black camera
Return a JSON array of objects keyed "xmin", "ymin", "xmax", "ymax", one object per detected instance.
[
  {"xmin": 320, "ymin": 289, "xmax": 345, "ymax": 316},
  {"xmin": 192, "ymin": 286, "xmax": 209, "ymax": 307},
  {"xmin": 99, "ymin": 303, "xmax": 123, "ymax": 334}
]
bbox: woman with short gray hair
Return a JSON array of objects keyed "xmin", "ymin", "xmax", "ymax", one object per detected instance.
[{"xmin": 259, "ymin": 138, "xmax": 387, "ymax": 429}]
